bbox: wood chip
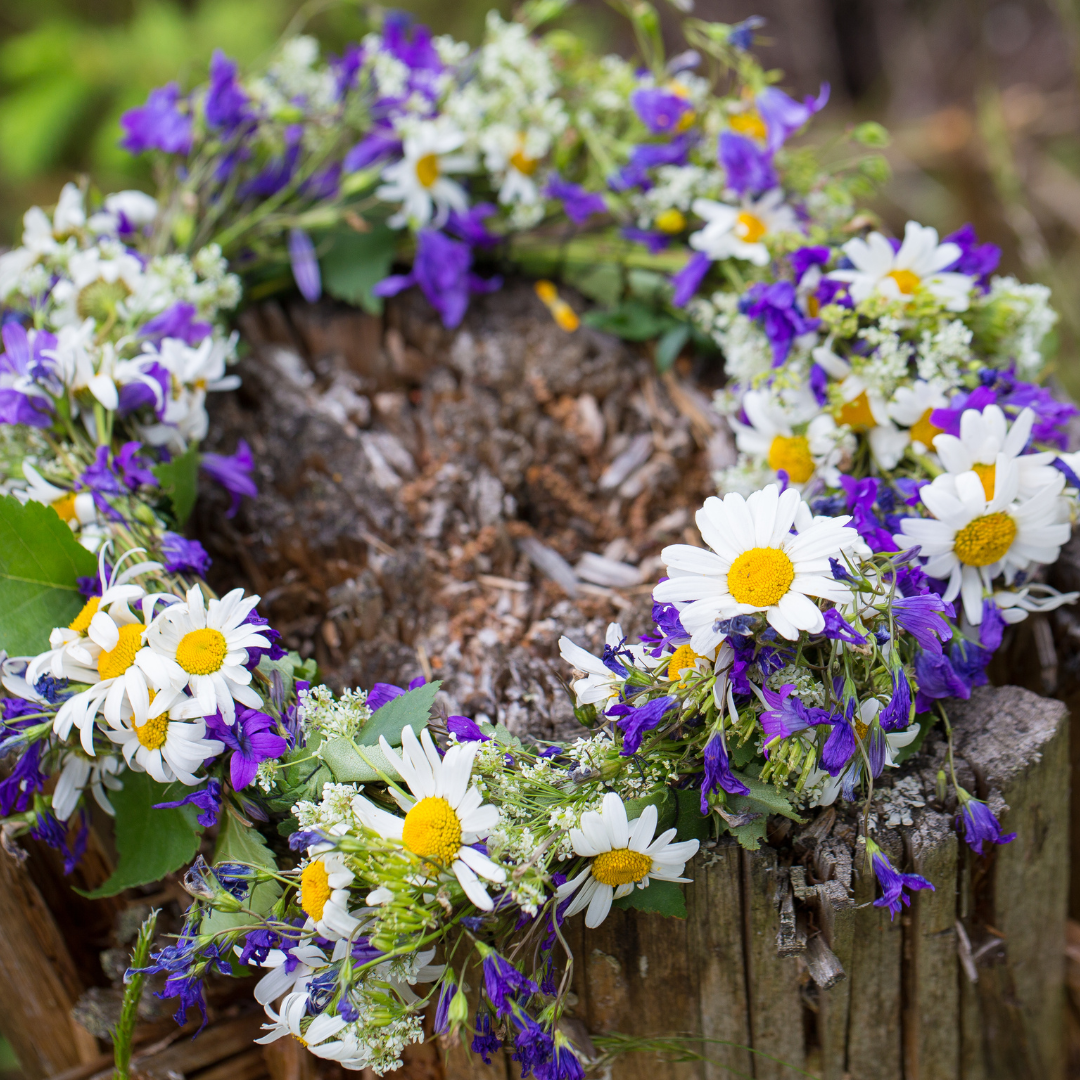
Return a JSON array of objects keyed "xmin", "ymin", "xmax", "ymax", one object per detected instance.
[{"xmin": 477, "ymin": 574, "xmax": 530, "ymax": 592}]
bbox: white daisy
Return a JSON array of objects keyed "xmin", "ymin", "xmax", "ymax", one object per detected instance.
[
  {"xmin": 992, "ymin": 583, "xmax": 1080, "ymax": 624},
  {"xmin": 888, "ymin": 379, "xmax": 951, "ymax": 454},
  {"xmin": 143, "ymin": 584, "xmax": 268, "ymax": 724},
  {"xmin": 654, "ymin": 485, "xmax": 860, "ymax": 649},
  {"xmin": 377, "ymin": 121, "xmax": 473, "ymax": 229},
  {"xmin": 893, "ymin": 457, "xmax": 1069, "ymax": 624},
  {"xmin": 555, "ymin": 792, "xmax": 699, "ymax": 928},
  {"xmin": 250, "ymin": 943, "xmax": 327, "ymax": 1005},
  {"xmin": 87, "ymin": 190, "xmax": 159, "ymax": 237},
  {"xmin": 15, "ymin": 462, "xmax": 98, "ymax": 536},
  {"xmin": 828, "ymin": 220, "xmax": 973, "ymax": 312},
  {"xmin": 255, "ymin": 990, "xmax": 349, "ymax": 1056},
  {"xmin": 689, "ymin": 189, "xmax": 798, "ymax": 266},
  {"xmin": 351, "ymin": 726, "xmax": 506, "ymax": 911},
  {"xmin": 106, "ymin": 686, "xmax": 223, "ymax": 785},
  {"xmin": 558, "ymin": 622, "xmax": 657, "ymax": 708},
  {"xmin": 296, "ymin": 848, "xmax": 361, "ymax": 940},
  {"xmin": 51, "ymin": 751, "xmax": 122, "ymax": 821},
  {"xmin": 932, "ymin": 405, "xmax": 1059, "ymax": 500}
]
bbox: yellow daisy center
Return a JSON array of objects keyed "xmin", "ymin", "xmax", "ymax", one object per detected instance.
[
  {"xmin": 854, "ymin": 718, "xmax": 870, "ymax": 741},
  {"xmin": 69, "ymin": 595, "xmax": 100, "ymax": 633},
  {"xmin": 510, "ymin": 147, "xmax": 539, "ymax": 176},
  {"xmin": 836, "ymin": 390, "xmax": 876, "ymax": 432},
  {"xmin": 655, "ymin": 208, "xmax": 686, "ymax": 234},
  {"xmin": 729, "ymin": 110, "xmax": 767, "ymax": 143},
  {"xmin": 807, "ymin": 295, "xmax": 820, "ymax": 318},
  {"xmin": 176, "ymin": 628, "xmax": 228, "ymax": 675},
  {"xmin": 735, "ymin": 211, "xmax": 767, "ymax": 244},
  {"xmin": 415, "ymin": 153, "xmax": 440, "ymax": 189},
  {"xmin": 972, "ymin": 462, "xmax": 996, "ymax": 500},
  {"xmin": 300, "ymin": 860, "xmax": 332, "ymax": 921},
  {"xmin": 909, "ymin": 408, "xmax": 943, "ymax": 449},
  {"xmin": 954, "ymin": 512, "xmax": 1016, "ymax": 567},
  {"xmin": 667, "ymin": 643, "xmax": 703, "ymax": 682},
  {"xmin": 887, "ymin": 268, "xmax": 920, "ymax": 295},
  {"xmin": 97, "ymin": 623, "xmax": 144, "ymax": 681},
  {"xmin": 50, "ymin": 493, "xmax": 79, "ymax": 524},
  {"xmin": 135, "ymin": 712, "xmax": 169, "ymax": 751},
  {"xmin": 402, "ymin": 796, "xmax": 462, "ymax": 866},
  {"xmin": 727, "ymin": 546, "xmax": 796, "ymax": 608},
  {"xmin": 767, "ymin": 434, "xmax": 814, "ymax": 484},
  {"xmin": 591, "ymin": 847, "xmax": 653, "ymax": 887}
]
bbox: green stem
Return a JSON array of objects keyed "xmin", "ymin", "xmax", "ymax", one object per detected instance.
[{"xmin": 112, "ymin": 909, "xmax": 159, "ymax": 1080}]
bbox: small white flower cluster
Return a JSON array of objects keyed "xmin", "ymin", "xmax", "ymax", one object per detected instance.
[{"xmin": 297, "ymin": 685, "xmax": 372, "ymax": 742}]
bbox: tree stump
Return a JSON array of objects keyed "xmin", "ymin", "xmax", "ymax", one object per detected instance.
[{"xmin": 449, "ymin": 684, "xmax": 1068, "ymax": 1080}]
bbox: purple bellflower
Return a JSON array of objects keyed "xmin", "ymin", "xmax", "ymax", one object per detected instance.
[
  {"xmin": 447, "ymin": 715, "xmax": 490, "ymax": 742},
  {"xmin": 206, "ymin": 707, "xmax": 287, "ymax": 790},
  {"xmin": 700, "ymin": 732, "xmax": 750, "ymax": 812},
  {"xmin": 610, "ymin": 135, "xmax": 693, "ymax": 191},
  {"xmin": 866, "ymin": 837, "xmax": 934, "ymax": 919},
  {"xmin": 201, "ymin": 440, "xmax": 257, "ymax": 517},
  {"xmin": 472, "ymin": 1011, "xmax": 503, "ymax": 1064},
  {"xmin": 288, "ymin": 228, "xmax": 321, "ymax": 302},
  {"xmin": 822, "ymin": 608, "xmax": 868, "ymax": 645},
  {"xmin": 892, "ymin": 593, "xmax": 952, "ymax": 654},
  {"xmin": 344, "ymin": 129, "xmax": 402, "ymax": 171},
  {"xmin": 481, "ymin": 947, "xmax": 539, "ymax": 1018},
  {"xmin": 121, "ymin": 84, "xmax": 193, "ymax": 155},
  {"xmin": 161, "ymin": 532, "xmax": 212, "ymax": 577},
  {"xmin": 943, "ymin": 224, "xmax": 1000, "ymax": 290},
  {"xmin": 155, "ymin": 778, "xmax": 223, "ymax": 828},
  {"xmin": 545, "ymin": 176, "xmax": 607, "ymax": 224},
  {"xmin": 757, "ymin": 84, "xmax": 830, "ymax": 153},
  {"xmin": 631, "ymin": 87, "xmax": 694, "ymax": 134},
  {"xmin": 510, "ymin": 1005, "xmax": 555, "ymax": 1078},
  {"xmin": 741, "ymin": 281, "xmax": 819, "ymax": 365},
  {"xmin": 671, "ymin": 251, "xmax": 711, "ymax": 307},
  {"xmin": 0, "ymin": 323, "xmax": 55, "ymax": 428},
  {"xmin": 606, "ymin": 695, "xmax": 680, "ymax": 755},
  {"xmin": 447, "ymin": 204, "xmax": 501, "ymax": 248},
  {"xmin": 719, "ymin": 133, "xmax": 777, "ymax": 197},
  {"xmin": 139, "ymin": 302, "xmax": 212, "ymax": 346},
  {"xmin": 205, "ymin": 51, "xmax": 252, "ymax": 132},
  {"xmin": 956, "ymin": 789, "xmax": 1015, "ymax": 854},
  {"xmin": 913, "ymin": 650, "xmax": 970, "ymax": 713}
]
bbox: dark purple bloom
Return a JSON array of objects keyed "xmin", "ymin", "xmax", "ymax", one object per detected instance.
[
  {"xmin": 205, "ymin": 51, "xmax": 251, "ymax": 132},
  {"xmin": 893, "ymin": 594, "xmax": 952, "ymax": 654},
  {"xmin": 536, "ymin": 1038, "xmax": 585, "ymax": 1080},
  {"xmin": 31, "ymin": 809, "xmax": 88, "ymax": 874},
  {"xmin": 839, "ymin": 475, "xmax": 896, "ymax": 553},
  {"xmin": 610, "ymin": 135, "xmax": 693, "ymax": 191},
  {"xmin": 330, "ymin": 43, "xmax": 365, "ymax": 98},
  {"xmin": 621, "ymin": 226, "xmax": 669, "ymax": 253},
  {"xmin": 913, "ymin": 650, "xmax": 970, "ymax": 713},
  {"xmin": 344, "ymin": 130, "xmax": 402, "ymax": 171},
  {"xmin": 867, "ymin": 839, "xmax": 934, "ymax": 919},
  {"xmin": 757, "ymin": 84, "xmax": 830, "ymax": 152},
  {"xmin": 878, "ymin": 668, "xmax": 913, "ymax": 732},
  {"xmin": 956, "ymin": 793, "xmax": 1015, "ymax": 855},
  {"xmin": 671, "ymin": 251, "xmax": 711, "ymax": 307},
  {"xmin": 288, "ymin": 828, "xmax": 326, "ymax": 851},
  {"xmin": 206, "ymin": 707, "xmax": 287, "ymax": 790},
  {"xmin": 638, "ymin": 598, "xmax": 690, "ymax": 656},
  {"xmin": 975, "ymin": 366, "xmax": 1079, "ymax": 447},
  {"xmin": 0, "ymin": 742, "xmax": 45, "ymax": 815},
  {"xmin": 741, "ymin": 281, "xmax": 819, "ymax": 365},
  {"xmin": 382, "ymin": 11, "xmax": 443, "ymax": 72},
  {"xmin": 758, "ymin": 684, "xmax": 828, "ymax": 744},
  {"xmin": 288, "ymin": 229, "xmax": 321, "ymax": 303},
  {"xmin": 822, "ymin": 608, "xmax": 867, "ymax": 645},
  {"xmin": 117, "ymin": 362, "xmax": 169, "ymax": 417},
  {"xmin": 201, "ymin": 440, "xmax": 257, "ymax": 517},
  {"xmin": 447, "ymin": 203, "xmax": 501, "ymax": 248},
  {"xmin": 719, "ymin": 133, "xmax": 777, "ymax": 196},
  {"xmin": 700, "ymin": 732, "xmax": 750, "ymax": 812},
  {"xmin": 791, "ymin": 245, "xmax": 830, "ymax": 282},
  {"xmin": 81, "ymin": 442, "xmax": 155, "ymax": 517},
  {"xmin": 162, "ymin": 532, "xmax": 211, "ymax": 576},
  {"xmin": 819, "ymin": 697, "xmax": 858, "ymax": 775},
  {"xmin": 943, "ymin": 224, "xmax": 1000, "ymax": 290},
  {"xmin": 929, "ymin": 385, "xmax": 997, "ymax": 437},
  {"xmin": 447, "ymin": 715, "xmax": 489, "ymax": 742},
  {"xmin": 139, "ymin": 302, "xmax": 212, "ymax": 346},
  {"xmin": 239, "ymin": 924, "xmax": 296, "ymax": 966},
  {"xmin": 434, "ymin": 980, "xmax": 455, "ymax": 1035},
  {"xmin": 606, "ymin": 695, "xmax": 679, "ymax": 756},
  {"xmin": 373, "ymin": 229, "xmax": 500, "ymax": 329},
  {"xmin": 631, "ymin": 87, "xmax": 693, "ymax": 134},
  {"xmin": 729, "ymin": 16, "xmax": 765, "ymax": 51},
  {"xmin": 472, "ymin": 1011, "xmax": 502, "ymax": 1064},
  {"xmin": 239, "ymin": 127, "xmax": 302, "ymax": 198},
  {"xmin": 367, "ymin": 682, "xmax": 407, "ymax": 712},
  {"xmin": 121, "ymin": 83, "xmax": 193, "ymax": 155},
  {"xmin": 509, "ymin": 1005, "xmax": 554, "ymax": 1078},
  {"xmin": 0, "ymin": 322, "xmax": 55, "ymax": 427},
  {"xmin": 948, "ymin": 637, "xmax": 992, "ymax": 694},
  {"xmin": 155, "ymin": 778, "xmax": 222, "ymax": 828},
  {"xmin": 545, "ymin": 176, "xmax": 607, "ymax": 224},
  {"xmin": 482, "ymin": 949, "xmax": 539, "ymax": 1018}
]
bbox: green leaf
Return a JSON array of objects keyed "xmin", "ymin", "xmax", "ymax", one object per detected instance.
[
  {"xmin": 78, "ymin": 772, "xmax": 201, "ymax": 898},
  {"xmin": 725, "ymin": 813, "xmax": 768, "ymax": 851},
  {"xmin": 655, "ymin": 324, "xmax": 690, "ymax": 372},
  {"xmin": 582, "ymin": 302, "xmax": 673, "ymax": 341},
  {"xmin": 0, "ymin": 495, "xmax": 97, "ymax": 655},
  {"xmin": 730, "ymin": 769, "xmax": 805, "ymax": 823},
  {"xmin": 321, "ymin": 738, "xmax": 408, "ymax": 783},
  {"xmin": 729, "ymin": 739, "xmax": 759, "ymax": 769},
  {"xmin": 152, "ymin": 443, "xmax": 200, "ymax": 526},
  {"xmin": 202, "ymin": 811, "xmax": 283, "ymax": 934},
  {"xmin": 356, "ymin": 681, "xmax": 441, "ymax": 746},
  {"xmin": 675, "ymin": 787, "xmax": 709, "ymax": 843},
  {"xmin": 563, "ymin": 261, "xmax": 623, "ymax": 307},
  {"xmin": 612, "ymin": 878, "xmax": 687, "ymax": 918},
  {"xmin": 625, "ymin": 788, "xmax": 677, "ymax": 835},
  {"xmin": 319, "ymin": 224, "xmax": 398, "ymax": 314}
]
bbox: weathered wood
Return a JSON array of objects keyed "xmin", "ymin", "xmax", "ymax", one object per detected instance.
[{"xmin": 0, "ymin": 849, "xmax": 99, "ymax": 1079}]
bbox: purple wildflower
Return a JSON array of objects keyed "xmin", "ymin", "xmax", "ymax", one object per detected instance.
[
  {"xmin": 138, "ymin": 302, "xmax": 212, "ymax": 346},
  {"xmin": 729, "ymin": 16, "xmax": 765, "ymax": 51},
  {"xmin": 161, "ymin": 532, "xmax": 212, "ymax": 576},
  {"xmin": 631, "ymin": 87, "xmax": 694, "ymax": 134},
  {"xmin": 447, "ymin": 204, "xmax": 501, "ymax": 248},
  {"xmin": 758, "ymin": 684, "xmax": 828, "ymax": 744},
  {"xmin": 719, "ymin": 133, "xmax": 777, "ymax": 196},
  {"xmin": 791, "ymin": 245, "xmax": 831, "ymax": 281},
  {"xmin": 867, "ymin": 838, "xmax": 934, "ymax": 919},
  {"xmin": 892, "ymin": 594, "xmax": 952, "ymax": 654},
  {"xmin": 545, "ymin": 175, "xmax": 607, "ymax": 224},
  {"xmin": 121, "ymin": 83, "xmax": 193, "ymax": 155},
  {"xmin": 536, "ymin": 1035, "xmax": 585, "ymax": 1080},
  {"xmin": 434, "ymin": 979, "xmax": 456, "ymax": 1035},
  {"xmin": 201, "ymin": 440, "xmax": 257, "ymax": 517},
  {"xmin": 878, "ymin": 668, "xmax": 913, "ymax": 732},
  {"xmin": 822, "ymin": 608, "xmax": 868, "ymax": 645},
  {"xmin": 913, "ymin": 650, "xmax": 970, "ymax": 713},
  {"xmin": 205, "ymin": 51, "xmax": 251, "ymax": 132},
  {"xmin": 606, "ymin": 695, "xmax": 679, "ymax": 756},
  {"xmin": 757, "ymin": 84, "xmax": 830, "ymax": 152},
  {"xmin": 482, "ymin": 948, "xmax": 539, "ymax": 1018},
  {"xmin": 700, "ymin": 733, "xmax": 750, "ymax": 811},
  {"xmin": 344, "ymin": 130, "xmax": 402, "ymax": 171},
  {"xmin": 288, "ymin": 229, "xmax": 321, "ymax": 303},
  {"xmin": 117, "ymin": 363, "xmax": 168, "ymax": 417},
  {"xmin": 610, "ymin": 135, "xmax": 693, "ymax": 191},
  {"xmin": 0, "ymin": 323, "xmax": 54, "ymax": 428},
  {"xmin": 447, "ymin": 715, "xmax": 489, "ymax": 742},
  {"xmin": 741, "ymin": 281, "xmax": 819, "ymax": 365},
  {"xmin": 472, "ymin": 1012, "xmax": 502, "ymax": 1064},
  {"xmin": 0, "ymin": 742, "xmax": 45, "ymax": 815},
  {"xmin": 206, "ymin": 707, "xmax": 287, "ymax": 790},
  {"xmin": 943, "ymin": 224, "xmax": 1000, "ymax": 290},
  {"xmin": 510, "ymin": 1005, "xmax": 555, "ymax": 1078},
  {"xmin": 671, "ymin": 251, "xmax": 711, "ymax": 307},
  {"xmin": 839, "ymin": 475, "xmax": 895, "ymax": 553},
  {"xmin": 956, "ymin": 791, "xmax": 1015, "ymax": 854},
  {"xmin": 621, "ymin": 226, "xmax": 669, "ymax": 253},
  {"xmin": 155, "ymin": 778, "xmax": 222, "ymax": 828},
  {"xmin": 31, "ymin": 809, "xmax": 88, "ymax": 874},
  {"xmin": 239, "ymin": 127, "xmax": 302, "ymax": 198}
]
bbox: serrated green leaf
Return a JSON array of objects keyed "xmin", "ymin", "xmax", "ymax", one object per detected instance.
[
  {"xmin": 612, "ymin": 878, "xmax": 687, "ymax": 918},
  {"xmin": 321, "ymin": 738, "xmax": 406, "ymax": 783},
  {"xmin": 492, "ymin": 721, "xmax": 523, "ymax": 750},
  {"xmin": 675, "ymin": 787, "xmax": 709, "ymax": 842},
  {"xmin": 725, "ymin": 813, "xmax": 767, "ymax": 851},
  {"xmin": 730, "ymin": 769, "xmax": 805, "ymax": 823},
  {"xmin": 729, "ymin": 739, "xmax": 759, "ymax": 769},
  {"xmin": 78, "ymin": 772, "xmax": 201, "ymax": 899},
  {"xmin": 0, "ymin": 494, "xmax": 98, "ymax": 655},
  {"xmin": 356, "ymin": 681, "xmax": 441, "ymax": 746},
  {"xmin": 152, "ymin": 443, "xmax": 200, "ymax": 525},
  {"xmin": 202, "ymin": 810, "xmax": 283, "ymax": 934},
  {"xmin": 319, "ymin": 224, "xmax": 398, "ymax": 313}
]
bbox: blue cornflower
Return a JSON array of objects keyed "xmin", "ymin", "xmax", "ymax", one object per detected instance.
[
  {"xmin": 481, "ymin": 947, "xmax": 539, "ymax": 1018},
  {"xmin": 956, "ymin": 789, "xmax": 1016, "ymax": 854},
  {"xmin": 866, "ymin": 838, "xmax": 934, "ymax": 919}
]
